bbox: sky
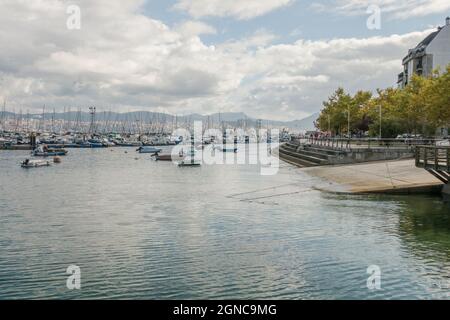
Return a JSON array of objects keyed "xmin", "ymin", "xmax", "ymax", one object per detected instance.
[{"xmin": 0, "ymin": 0, "xmax": 449, "ymax": 121}]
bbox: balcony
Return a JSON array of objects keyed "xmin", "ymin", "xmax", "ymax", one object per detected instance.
[{"xmin": 397, "ymin": 72, "xmax": 404, "ymax": 84}]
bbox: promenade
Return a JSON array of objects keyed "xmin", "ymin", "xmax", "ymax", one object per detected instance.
[{"xmin": 302, "ymin": 159, "xmax": 443, "ymax": 194}]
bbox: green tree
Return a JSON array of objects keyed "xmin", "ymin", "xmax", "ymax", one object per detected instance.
[{"xmin": 316, "ymin": 63, "xmax": 450, "ymax": 138}]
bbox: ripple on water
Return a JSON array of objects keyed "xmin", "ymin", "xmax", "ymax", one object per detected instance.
[{"xmin": 0, "ymin": 149, "xmax": 449, "ymax": 299}]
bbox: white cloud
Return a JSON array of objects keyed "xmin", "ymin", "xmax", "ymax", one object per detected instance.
[
  {"xmin": 175, "ymin": 21, "xmax": 217, "ymax": 37},
  {"xmin": 320, "ymin": 0, "xmax": 450, "ymax": 19},
  {"xmin": 219, "ymin": 30, "xmax": 432, "ymax": 120},
  {"xmin": 0, "ymin": 0, "xmax": 436, "ymax": 120},
  {"xmin": 173, "ymin": 0, "xmax": 294, "ymax": 20}
]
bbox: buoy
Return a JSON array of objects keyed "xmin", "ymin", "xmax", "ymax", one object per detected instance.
[{"xmin": 53, "ymin": 156, "xmax": 62, "ymax": 163}]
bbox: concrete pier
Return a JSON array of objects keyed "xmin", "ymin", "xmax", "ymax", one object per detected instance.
[{"xmin": 301, "ymin": 160, "xmax": 443, "ymax": 194}]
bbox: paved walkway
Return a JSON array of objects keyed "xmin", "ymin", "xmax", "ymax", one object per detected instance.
[{"xmin": 301, "ymin": 160, "xmax": 443, "ymax": 194}]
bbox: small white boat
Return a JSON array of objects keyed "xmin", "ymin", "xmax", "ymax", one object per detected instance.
[
  {"xmin": 137, "ymin": 146, "xmax": 162, "ymax": 154},
  {"xmin": 177, "ymin": 147, "xmax": 201, "ymax": 167},
  {"xmin": 21, "ymin": 159, "xmax": 51, "ymax": 168},
  {"xmin": 178, "ymin": 157, "xmax": 201, "ymax": 167}
]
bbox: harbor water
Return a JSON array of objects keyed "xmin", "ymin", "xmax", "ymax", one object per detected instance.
[{"xmin": 0, "ymin": 148, "xmax": 449, "ymax": 299}]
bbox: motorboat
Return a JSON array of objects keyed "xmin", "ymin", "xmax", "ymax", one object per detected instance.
[
  {"xmin": 177, "ymin": 142, "xmax": 201, "ymax": 167},
  {"xmin": 178, "ymin": 156, "xmax": 201, "ymax": 167},
  {"xmin": 33, "ymin": 150, "xmax": 68, "ymax": 156},
  {"xmin": 153, "ymin": 150, "xmax": 185, "ymax": 161},
  {"xmin": 114, "ymin": 140, "xmax": 142, "ymax": 147},
  {"xmin": 32, "ymin": 146, "xmax": 68, "ymax": 157},
  {"xmin": 88, "ymin": 139, "xmax": 106, "ymax": 148},
  {"xmin": 21, "ymin": 159, "xmax": 51, "ymax": 168},
  {"xmin": 102, "ymin": 138, "xmax": 115, "ymax": 147},
  {"xmin": 153, "ymin": 153, "xmax": 186, "ymax": 161},
  {"xmin": 75, "ymin": 142, "xmax": 95, "ymax": 148},
  {"xmin": 137, "ymin": 146, "xmax": 162, "ymax": 154}
]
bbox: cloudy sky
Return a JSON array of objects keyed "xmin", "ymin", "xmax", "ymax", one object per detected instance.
[{"xmin": 0, "ymin": 0, "xmax": 449, "ymax": 120}]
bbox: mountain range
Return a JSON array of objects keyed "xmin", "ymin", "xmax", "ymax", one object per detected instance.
[{"xmin": 1, "ymin": 111, "xmax": 318, "ymax": 131}]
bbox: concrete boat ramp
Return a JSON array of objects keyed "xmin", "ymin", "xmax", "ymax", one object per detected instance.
[{"xmin": 299, "ymin": 160, "xmax": 443, "ymax": 195}]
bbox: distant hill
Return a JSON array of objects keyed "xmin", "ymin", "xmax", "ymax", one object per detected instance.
[
  {"xmin": 1, "ymin": 110, "xmax": 318, "ymax": 131},
  {"xmin": 286, "ymin": 113, "xmax": 319, "ymax": 131}
]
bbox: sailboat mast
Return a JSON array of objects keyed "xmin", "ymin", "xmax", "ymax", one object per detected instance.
[{"xmin": 0, "ymin": 100, "xmax": 5, "ymax": 131}]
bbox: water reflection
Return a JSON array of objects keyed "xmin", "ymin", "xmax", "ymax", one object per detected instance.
[
  {"xmin": 0, "ymin": 149, "xmax": 449, "ymax": 299},
  {"xmin": 398, "ymin": 195, "xmax": 450, "ymax": 261}
]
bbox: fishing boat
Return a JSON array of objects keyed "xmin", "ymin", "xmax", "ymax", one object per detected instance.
[
  {"xmin": 32, "ymin": 146, "xmax": 68, "ymax": 157},
  {"xmin": 21, "ymin": 159, "xmax": 51, "ymax": 168},
  {"xmin": 137, "ymin": 146, "xmax": 162, "ymax": 154}
]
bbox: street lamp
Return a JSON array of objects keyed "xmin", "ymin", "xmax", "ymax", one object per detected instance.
[
  {"xmin": 379, "ymin": 105, "xmax": 382, "ymax": 139},
  {"xmin": 328, "ymin": 114, "xmax": 331, "ymax": 135},
  {"xmin": 346, "ymin": 107, "xmax": 350, "ymax": 138}
]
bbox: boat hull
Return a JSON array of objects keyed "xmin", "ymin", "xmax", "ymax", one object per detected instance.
[
  {"xmin": 137, "ymin": 146, "xmax": 162, "ymax": 153},
  {"xmin": 33, "ymin": 151, "xmax": 68, "ymax": 157},
  {"xmin": 21, "ymin": 161, "xmax": 51, "ymax": 168},
  {"xmin": 178, "ymin": 161, "xmax": 201, "ymax": 167},
  {"xmin": 153, "ymin": 154, "xmax": 185, "ymax": 161}
]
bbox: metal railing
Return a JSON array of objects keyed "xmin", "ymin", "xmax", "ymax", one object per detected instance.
[
  {"xmin": 291, "ymin": 137, "xmax": 439, "ymax": 151},
  {"xmin": 415, "ymin": 145, "xmax": 450, "ymax": 172}
]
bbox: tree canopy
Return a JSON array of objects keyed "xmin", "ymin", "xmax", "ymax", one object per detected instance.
[{"xmin": 316, "ymin": 65, "xmax": 450, "ymax": 138}]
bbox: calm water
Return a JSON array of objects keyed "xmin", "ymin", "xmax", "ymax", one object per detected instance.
[{"xmin": 0, "ymin": 147, "xmax": 449, "ymax": 299}]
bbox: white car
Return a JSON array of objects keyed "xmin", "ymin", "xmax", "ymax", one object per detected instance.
[{"xmin": 436, "ymin": 139, "xmax": 450, "ymax": 146}]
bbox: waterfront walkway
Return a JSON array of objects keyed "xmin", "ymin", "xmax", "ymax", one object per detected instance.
[{"xmin": 301, "ymin": 159, "xmax": 443, "ymax": 194}]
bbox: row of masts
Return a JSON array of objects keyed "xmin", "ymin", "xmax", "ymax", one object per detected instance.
[{"xmin": 0, "ymin": 103, "xmax": 270, "ymax": 135}]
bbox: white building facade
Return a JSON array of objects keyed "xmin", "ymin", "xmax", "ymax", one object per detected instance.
[
  {"xmin": 398, "ymin": 17, "xmax": 450, "ymax": 88},
  {"xmin": 397, "ymin": 17, "xmax": 450, "ymax": 137}
]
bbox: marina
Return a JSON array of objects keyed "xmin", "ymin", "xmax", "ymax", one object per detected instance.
[
  {"xmin": 0, "ymin": 147, "xmax": 449, "ymax": 299},
  {"xmin": 1, "ymin": 1, "xmax": 450, "ymax": 303}
]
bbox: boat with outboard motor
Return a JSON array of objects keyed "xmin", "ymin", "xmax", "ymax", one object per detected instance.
[
  {"xmin": 177, "ymin": 136, "xmax": 201, "ymax": 167},
  {"xmin": 21, "ymin": 159, "xmax": 51, "ymax": 168},
  {"xmin": 178, "ymin": 156, "xmax": 201, "ymax": 167},
  {"xmin": 32, "ymin": 145, "xmax": 68, "ymax": 157},
  {"xmin": 152, "ymin": 149, "xmax": 186, "ymax": 162},
  {"xmin": 137, "ymin": 146, "xmax": 162, "ymax": 154}
]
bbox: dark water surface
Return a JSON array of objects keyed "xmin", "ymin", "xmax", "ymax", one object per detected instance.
[{"xmin": 0, "ymin": 148, "xmax": 449, "ymax": 299}]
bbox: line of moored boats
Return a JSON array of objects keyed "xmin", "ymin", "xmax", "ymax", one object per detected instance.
[{"xmin": 18, "ymin": 137, "xmax": 242, "ymax": 169}]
